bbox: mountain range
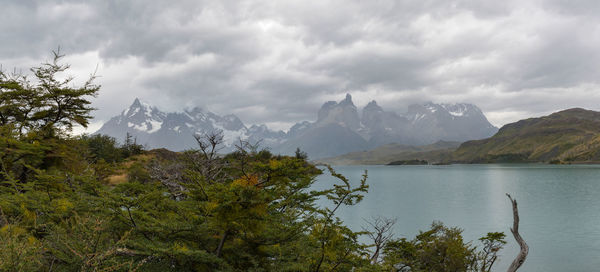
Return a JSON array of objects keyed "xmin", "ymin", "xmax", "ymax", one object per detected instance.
[{"xmin": 94, "ymin": 94, "xmax": 498, "ymax": 158}]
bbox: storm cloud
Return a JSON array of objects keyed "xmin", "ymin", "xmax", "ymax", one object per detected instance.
[{"xmin": 2, "ymin": 0, "xmax": 600, "ymax": 132}]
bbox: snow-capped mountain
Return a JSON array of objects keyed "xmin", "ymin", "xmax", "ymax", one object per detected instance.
[
  {"xmin": 403, "ymin": 102, "xmax": 498, "ymax": 145},
  {"xmin": 94, "ymin": 98, "xmax": 286, "ymax": 152},
  {"xmin": 94, "ymin": 95, "xmax": 498, "ymax": 158},
  {"xmin": 272, "ymin": 95, "xmax": 498, "ymax": 158}
]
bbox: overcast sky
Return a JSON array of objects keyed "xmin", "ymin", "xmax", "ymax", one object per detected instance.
[{"xmin": 3, "ymin": 0, "xmax": 600, "ymax": 132}]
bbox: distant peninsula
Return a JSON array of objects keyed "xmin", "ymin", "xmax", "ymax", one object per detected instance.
[{"xmin": 387, "ymin": 159, "xmax": 429, "ymax": 165}]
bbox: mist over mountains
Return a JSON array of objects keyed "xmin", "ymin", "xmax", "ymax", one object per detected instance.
[{"xmin": 94, "ymin": 94, "xmax": 497, "ymax": 158}]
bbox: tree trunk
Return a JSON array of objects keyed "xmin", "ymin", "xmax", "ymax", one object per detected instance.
[
  {"xmin": 506, "ymin": 194, "xmax": 528, "ymax": 272},
  {"xmin": 216, "ymin": 231, "xmax": 229, "ymax": 258}
]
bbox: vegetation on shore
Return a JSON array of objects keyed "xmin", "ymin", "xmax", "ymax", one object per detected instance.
[
  {"xmin": 386, "ymin": 159, "xmax": 429, "ymax": 165},
  {"xmin": 0, "ymin": 53, "xmax": 510, "ymax": 271}
]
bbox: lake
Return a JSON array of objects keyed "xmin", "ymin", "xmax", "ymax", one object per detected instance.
[{"xmin": 314, "ymin": 164, "xmax": 600, "ymax": 271}]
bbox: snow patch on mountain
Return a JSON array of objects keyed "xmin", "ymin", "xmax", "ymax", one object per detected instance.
[{"xmin": 147, "ymin": 120, "xmax": 162, "ymax": 133}]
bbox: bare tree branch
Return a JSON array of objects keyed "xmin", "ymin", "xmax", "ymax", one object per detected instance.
[
  {"xmin": 363, "ymin": 216, "xmax": 397, "ymax": 264},
  {"xmin": 506, "ymin": 194, "xmax": 528, "ymax": 272},
  {"xmin": 194, "ymin": 130, "xmax": 224, "ymax": 161},
  {"xmin": 188, "ymin": 130, "xmax": 228, "ymax": 184}
]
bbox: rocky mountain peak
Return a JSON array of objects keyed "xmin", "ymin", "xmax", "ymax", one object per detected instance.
[
  {"xmin": 364, "ymin": 100, "xmax": 383, "ymax": 112},
  {"xmin": 361, "ymin": 100, "xmax": 386, "ymax": 128},
  {"xmin": 316, "ymin": 94, "xmax": 360, "ymax": 130},
  {"xmin": 339, "ymin": 93, "xmax": 355, "ymax": 107},
  {"xmin": 220, "ymin": 114, "xmax": 245, "ymax": 131},
  {"xmin": 317, "ymin": 101, "xmax": 337, "ymax": 121},
  {"xmin": 131, "ymin": 98, "xmax": 142, "ymax": 107}
]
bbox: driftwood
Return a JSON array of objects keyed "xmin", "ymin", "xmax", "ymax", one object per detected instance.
[{"xmin": 506, "ymin": 194, "xmax": 529, "ymax": 272}]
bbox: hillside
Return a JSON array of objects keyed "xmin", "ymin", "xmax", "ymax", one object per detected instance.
[
  {"xmin": 453, "ymin": 108, "xmax": 600, "ymax": 163},
  {"xmin": 315, "ymin": 141, "xmax": 460, "ymax": 165}
]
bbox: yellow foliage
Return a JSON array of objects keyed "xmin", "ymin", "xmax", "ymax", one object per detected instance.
[
  {"xmin": 205, "ymin": 201, "xmax": 219, "ymax": 212},
  {"xmin": 52, "ymin": 198, "xmax": 74, "ymax": 213},
  {"xmin": 0, "ymin": 225, "xmax": 10, "ymax": 234},
  {"xmin": 173, "ymin": 242, "xmax": 190, "ymax": 253},
  {"xmin": 269, "ymin": 159, "xmax": 282, "ymax": 169},
  {"xmin": 23, "ymin": 209, "xmax": 37, "ymax": 225},
  {"xmin": 27, "ymin": 236, "xmax": 37, "ymax": 245},
  {"xmin": 232, "ymin": 175, "xmax": 259, "ymax": 187},
  {"xmin": 0, "ymin": 225, "xmax": 27, "ymax": 237}
]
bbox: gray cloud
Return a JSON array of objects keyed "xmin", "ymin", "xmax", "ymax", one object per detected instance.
[{"xmin": 2, "ymin": 0, "xmax": 600, "ymax": 132}]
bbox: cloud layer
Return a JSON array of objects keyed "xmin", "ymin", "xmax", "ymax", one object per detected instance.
[{"xmin": 3, "ymin": 0, "xmax": 600, "ymax": 132}]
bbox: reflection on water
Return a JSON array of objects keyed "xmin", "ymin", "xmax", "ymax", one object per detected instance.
[{"xmin": 314, "ymin": 164, "xmax": 600, "ymax": 272}]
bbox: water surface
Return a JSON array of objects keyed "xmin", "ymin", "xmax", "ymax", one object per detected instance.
[{"xmin": 314, "ymin": 164, "xmax": 600, "ymax": 271}]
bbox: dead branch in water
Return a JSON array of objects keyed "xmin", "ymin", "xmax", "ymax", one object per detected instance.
[{"xmin": 506, "ymin": 194, "xmax": 529, "ymax": 272}]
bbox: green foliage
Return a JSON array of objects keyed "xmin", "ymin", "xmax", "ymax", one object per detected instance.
[
  {"xmin": 0, "ymin": 50, "xmax": 98, "ymax": 184},
  {"xmin": 0, "ymin": 50, "xmax": 99, "ymax": 135},
  {"xmin": 80, "ymin": 133, "xmax": 146, "ymax": 164},
  {"xmin": 0, "ymin": 54, "xmax": 507, "ymax": 272},
  {"xmin": 0, "ymin": 224, "xmax": 44, "ymax": 271},
  {"xmin": 121, "ymin": 132, "xmax": 144, "ymax": 158},
  {"xmin": 295, "ymin": 147, "xmax": 308, "ymax": 160},
  {"xmin": 126, "ymin": 162, "xmax": 151, "ymax": 183},
  {"xmin": 43, "ymin": 213, "xmax": 139, "ymax": 271},
  {"xmin": 83, "ymin": 134, "xmax": 123, "ymax": 163},
  {"xmin": 477, "ymin": 232, "xmax": 507, "ymax": 272},
  {"xmin": 381, "ymin": 222, "xmax": 506, "ymax": 272}
]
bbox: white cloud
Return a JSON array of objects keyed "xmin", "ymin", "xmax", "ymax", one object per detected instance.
[{"xmin": 2, "ymin": 0, "xmax": 600, "ymax": 131}]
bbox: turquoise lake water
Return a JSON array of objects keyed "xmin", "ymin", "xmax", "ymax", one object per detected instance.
[{"xmin": 314, "ymin": 164, "xmax": 600, "ymax": 271}]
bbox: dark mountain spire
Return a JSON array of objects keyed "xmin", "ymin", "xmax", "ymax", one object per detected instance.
[
  {"xmin": 339, "ymin": 93, "xmax": 354, "ymax": 106},
  {"xmin": 131, "ymin": 98, "xmax": 142, "ymax": 108}
]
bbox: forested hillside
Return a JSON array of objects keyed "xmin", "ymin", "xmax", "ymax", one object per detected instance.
[{"xmin": 0, "ymin": 53, "xmax": 509, "ymax": 271}]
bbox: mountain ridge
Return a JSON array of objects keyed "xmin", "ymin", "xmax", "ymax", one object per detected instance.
[{"xmin": 94, "ymin": 94, "xmax": 498, "ymax": 158}]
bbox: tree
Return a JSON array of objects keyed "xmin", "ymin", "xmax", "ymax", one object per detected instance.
[
  {"xmin": 0, "ymin": 49, "xmax": 99, "ymax": 137},
  {"xmin": 381, "ymin": 221, "xmax": 507, "ymax": 272},
  {"xmin": 0, "ymin": 50, "xmax": 99, "ymax": 185},
  {"xmin": 310, "ymin": 166, "xmax": 369, "ymax": 271},
  {"xmin": 82, "ymin": 134, "xmax": 123, "ymax": 163},
  {"xmin": 477, "ymin": 232, "xmax": 507, "ymax": 272},
  {"xmin": 363, "ymin": 216, "xmax": 397, "ymax": 264},
  {"xmin": 122, "ymin": 132, "xmax": 144, "ymax": 158},
  {"xmin": 295, "ymin": 147, "xmax": 308, "ymax": 160}
]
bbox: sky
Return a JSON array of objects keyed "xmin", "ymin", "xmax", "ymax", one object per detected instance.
[{"xmin": 2, "ymin": 0, "xmax": 600, "ymax": 133}]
